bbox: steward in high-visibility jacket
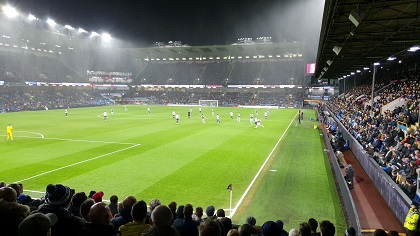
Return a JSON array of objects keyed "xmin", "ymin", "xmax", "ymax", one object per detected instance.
[{"xmin": 404, "ymin": 202, "xmax": 419, "ymax": 236}]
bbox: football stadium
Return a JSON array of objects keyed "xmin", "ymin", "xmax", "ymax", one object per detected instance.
[{"xmin": 1, "ymin": 0, "xmax": 420, "ymax": 236}]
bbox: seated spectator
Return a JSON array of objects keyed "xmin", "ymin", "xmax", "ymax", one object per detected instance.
[
  {"xmin": 142, "ymin": 205, "xmax": 180, "ymax": 236},
  {"xmin": 238, "ymin": 223, "xmax": 257, "ymax": 236},
  {"xmin": 194, "ymin": 207, "xmax": 204, "ymax": 222},
  {"xmin": 320, "ymin": 220, "xmax": 335, "ymax": 236},
  {"xmin": 308, "ymin": 218, "xmax": 320, "ymax": 236},
  {"xmin": 289, "ymin": 228, "xmax": 299, "ymax": 236},
  {"xmin": 108, "ymin": 195, "xmax": 119, "ymax": 217},
  {"xmin": 299, "ymin": 222, "xmax": 311, "ymax": 236},
  {"xmin": 198, "ymin": 219, "xmax": 221, "ymax": 236},
  {"xmin": 91, "ymin": 191, "xmax": 104, "ymax": 203},
  {"xmin": 173, "ymin": 204, "xmax": 199, "ymax": 236},
  {"xmin": 0, "ymin": 187, "xmax": 30, "ymax": 236},
  {"xmin": 68, "ymin": 192, "xmax": 87, "ymax": 217},
  {"xmin": 276, "ymin": 220, "xmax": 288, "ymax": 236},
  {"xmin": 216, "ymin": 209, "xmax": 225, "ymax": 219},
  {"xmin": 112, "ymin": 196, "xmax": 137, "ymax": 230},
  {"xmin": 119, "ymin": 200, "xmax": 151, "ymax": 235},
  {"xmin": 219, "ymin": 217, "xmax": 233, "ymax": 235},
  {"xmin": 227, "ymin": 229, "xmax": 239, "ymax": 236},
  {"xmin": 168, "ymin": 201, "xmax": 178, "ymax": 224},
  {"xmin": 146, "ymin": 199, "xmax": 161, "ymax": 225},
  {"xmin": 80, "ymin": 199, "xmax": 95, "ymax": 220},
  {"xmin": 37, "ymin": 184, "xmax": 86, "ymax": 236},
  {"xmin": 261, "ymin": 221, "xmax": 281, "ymax": 236},
  {"xmin": 18, "ymin": 212, "xmax": 57, "ymax": 236},
  {"xmin": 204, "ymin": 205, "xmax": 216, "ymax": 220},
  {"xmin": 81, "ymin": 202, "xmax": 117, "ymax": 236}
]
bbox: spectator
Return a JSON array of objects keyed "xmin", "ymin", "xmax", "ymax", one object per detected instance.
[
  {"xmin": 0, "ymin": 187, "xmax": 30, "ymax": 236},
  {"xmin": 198, "ymin": 219, "xmax": 221, "ymax": 236},
  {"xmin": 68, "ymin": 192, "xmax": 87, "ymax": 217},
  {"xmin": 227, "ymin": 229, "xmax": 239, "ymax": 236},
  {"xmin": 18, "ymin": 212, "xmax": 57, "ymax": 236},
  {"xmin": 374, "ymin": 229, "xmax": 388, "ymax": 236},
  {"xmin": 80, "ymin": 199, "xmax": 95, "ymax": 221},
  {"xmin": 289, "ymin": 228, "xmax": 299, "ymax": 236},
  {"xmin": 261, "ymin": 221, "xmax": 281, "ymax": 236},
  {"xmin": 91, "ymin": 191, "xmax": 104, "ymax": 203},
  {"xmin": 345, "ymin": 164, "xmax": 355, "ymax": 189},
  {"xmin": 81, "ymin": 202, "xmax": 117, "ymax": 236},
  {"xmin": 194, "ymin": 207, "xmax": 204, "ymax": 222},
  {"xmin": 112, "ymin": 196, "xmax": 137, "ymax": 230},
  {"xmin": 119, "ymin": 200, "xmax": 151, "ymax": 235},
  {"xmin": 168, "ymin": 201, "xmax": 178, "ymax": 224},
  {"xmin": 308, "ymin": 218, "xmax": 320, "ymax": 236},
  {"xmin": 276, "ymin": 220, "xmax": 288, "ymax": 236},
  {"xmin": 142, "ymin": 205, "xmax": 180, "ymax": 236},
  {"xmin": 109, "ymin": 195, "xmax": 119, "ymax": 217},
  {"xmin": 37, "ymin": 184, "xmax": 86, "ymax": 236},
  {"xmin": 246, "ymin": 216, "xmax": 256, "ymax": 226},
  {"xmin": 345, "ymin": 227, "xmax": 356, "ymax": 236},
  {"xmin": 146, "ymin": 199, "xmax": 161, "ymax": 225},
  {"xmin": 173, "ymin": 204, "xmax": 199, "ymax": 236},
  {"xmin": 320, "ymin": 221, "xmax": 335, "ymax": 236},
  {"xmin": 299, "ymin": 222, "xmax": 312, "ymax": 236},
  {"xmin": 216, "ymin": 209, "xmax": 225, "ymax": 218},
  {"xmin": 238, "ymin": 223, "xmax": 256, "ymax": 236},
  {"xmin": 204, "ymin": 205, "xmax": 215, "ymax": 220}
]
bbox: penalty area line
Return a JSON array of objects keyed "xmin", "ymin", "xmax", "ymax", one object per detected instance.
[
  {"xmin": 229, "ymin": 112, "xmax": 298, "ymax": 218},
  {"xmin": 14, "ymin": 144, "xmax": 141, "ymax": 183}
]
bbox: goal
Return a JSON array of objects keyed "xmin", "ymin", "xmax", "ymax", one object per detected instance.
[{"xmin": 199, "ymin": 100, "xmax": 219, "ymax": 107}]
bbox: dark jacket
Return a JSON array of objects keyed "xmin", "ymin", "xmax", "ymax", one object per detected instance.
[
  {"xmin": 37, "ymin": 203, "xmax": 86, "ymax": 236},
  {"xmin": 0, "ymin": 199, "xmax": 30, "ymax": 236},
  {"xmin": 142, "ymin": 225, "xmax": 180, "ymax": 236},
  {"xmin": 81, "ymin": 222, "xmax": 118, "ymax": 236}
]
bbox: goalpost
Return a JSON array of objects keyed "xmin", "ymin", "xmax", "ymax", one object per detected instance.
[{"xmin": 199, "ymin": 100, "xmax": 219, "ymax": 107}]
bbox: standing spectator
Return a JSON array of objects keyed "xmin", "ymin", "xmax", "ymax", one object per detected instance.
[
  {"xmin": 345, "ymin": 164, "xmax": 355, "ymax": 189},
  {"xmin": 119, "ymin": 200, "xmax": 151, "ymax": 236},
  {"xmin": 404, "ymin": 201, "xmax": 420, "ymax": 236}
]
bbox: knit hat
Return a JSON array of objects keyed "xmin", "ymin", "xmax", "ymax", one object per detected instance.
[
  {"xmin": 246, "ymin": 216, "xmax": 256, "ymax": 226},
  {"xmin": 261, "ymin": 221, "xmax": 280, "ymax": 236},
  {"xmin": 92, "ymin": 191, "xmax": 104, "ymax": 203},
  {"xmin": 45, "ymin": 184, "xmax": 72, "ymax": 206},
  {"xmin": 18, "ymin": 212, "xmax": 58, "ymax": 236},
  {"xmin": 206, "ymin": 205, "xmax": 215, "ymax": 217}
]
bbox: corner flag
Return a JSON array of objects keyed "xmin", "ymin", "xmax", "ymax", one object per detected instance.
[{"xmin": 227, "ymin": 184, "xmax": 232, "ymax": 191}]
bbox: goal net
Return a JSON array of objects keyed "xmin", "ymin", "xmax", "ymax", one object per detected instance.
[{"xmin": 199, "ymin": 100, "xmax": 219, "ymax": 107}]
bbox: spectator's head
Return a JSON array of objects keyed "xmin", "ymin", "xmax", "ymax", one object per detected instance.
[
  {"xmin": 0, "ymin": 186, "xmax": 17, "ymax": 202},
  {"xmin": 320, "ymin": 221, "xmax": 335, "ymax": 236},
  {"xmin": 308, "ymin": 218, "xmax": 318, "ymax": 233},
  {"xmin": 199, "ymin": 219, "xmax": 221, "ymax": 236},
  {"xmin": 18, "ymin": 212, "xmax": 57, "ymax": 236},
  {"xmin": 88, "ymin": 191, "xmax": 96, "ymax": 198},
  {"xmin": 206, "ymin": 205, "xmax": 215, "ymax": 217},
  {"xmin": 151, "ymin": 205, "xmax": 173, "ymax": 227},
  {"xmin": 299, "ymin": 222, "xmax": 312, "ymax": 236},
  {"xmin": 220, "ymin": 217, "xmax": 232, "ymax": 233},
  {"xmin": 45, "ymin": 184, "xmax": 72, "ymax": 207},
  {"xmin": 109, "ymin": 195, "xmax": 118, "ymax": 204},
  {"xmin": 262, "ymin": 221, "xmax": 281, "ymax": 236},
  {"xmin": 0, "ymin": 181, "xmax": 6, "ymax": 188},
  {"xmin": 70, "ymin": 192, "xmax": 87, "ymax": 208},
  {"xmin": 216, "ymin": 209, "xmax": 225, "ymax": 218},
  {"xmin": 289, "ymin": 228, "xmax": 299, "ymax": 236},
  {"xmin": 184, "ymin": 204, "xmax": 193, "ymax": 219},
  {"xmin": 88, "ymin": 202, "xmax": 112, "ymax": 225},
  {"xmin": 149, "ymin": 199, "xmax": 161, "ymax": 211},
  {"xmin": 7, "ymin": 183, "xmax": 22, "ymax": 195},
  {"xmin": 80, "ymin": 198, "xmax": 95, "ymax": 221},
  {"xmin": 195, "ymin": 207, "xmax": 203, "ymax": 219},
  {"xmin": 131, "ymin": 200, "xmax": 148, "ymax": 223},
  {"xmin": 176, "ymin": 205, "xmax": 185, "ymax": 219},
  {"xmin": 246, "ymin": 216, "xmax": 256, "ymax": 226},
  {"xmin": 345, "ymin": 227, "xmax": 356, "ymax": 236},
  {"xmin": 227, "ymin": 229, "xmax": 239, "ymax": 236},
  {"xmin": 123, "ymin": 196, "xmax": 137, "ymax": 208},
  {"xmin": 238, "ymin": 223, "xmax": 256, "ymax": 236},
  {"xmin": 374, "ymin": 229, "xmax": 388, "ymax": 236},
  {"xmin": 276, "ymin": 220, "xmax": 284, "ymax": 230},
  {"xmin": 412, "ymin": 201, "xmax": 419, "ymax": 208},
  {"xmin": 91, "ymin": 191, "xmax": 104, "ymax": 203}
]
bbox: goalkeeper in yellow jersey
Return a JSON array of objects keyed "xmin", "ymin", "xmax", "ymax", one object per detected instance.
[{"xmin": 6, "ymin": 124, "xmax": 13, "ymax": 140}]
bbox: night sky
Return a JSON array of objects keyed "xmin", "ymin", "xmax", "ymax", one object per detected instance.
[{"xmin": 9, "ymin": 0, "xmax": 324, "ymax": 61}]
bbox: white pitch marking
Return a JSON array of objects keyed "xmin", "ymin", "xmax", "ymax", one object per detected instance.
[
  {"xmin": 10, "ymin": 131, "xmax": 44, "ymax": 138},
  {"xmin": 229, "ymin": 112, "xmax": 298, "ymax": 218},
  {"xmin": 2, "ymin": 134, "xmax": 139, "ymax": 145},
  {"xmin": 15, "ymin": 144, "xmax": 140, "ymax": 183}
]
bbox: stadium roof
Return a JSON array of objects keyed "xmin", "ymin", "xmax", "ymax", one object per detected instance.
[
  {"xmin": 315, "ymin": 0, "xmax": 420, "ymax": 79},
  {"xmin": 124, "ymin": 43, "xmax": 303, "ymax": 60}
]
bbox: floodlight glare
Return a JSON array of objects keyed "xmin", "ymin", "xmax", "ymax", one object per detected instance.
[
  {"xmin": 101, "ymin": 33, "xmax": 111, "ymax": 41},
  {"xmin": 363, "ymin": 67, "xmax": 369, "ymax": 70},
  {"xmin": 350, "ymin": 72, "xmax": 355, "ymax": 75},
  {"xmin": 47, "ymin": 18, "xmax": 56, "ymax": 26},
  {"xmin": 356, "ymin": 70, "xmax": 361, "ymax": 73},
  {"xmin": 28, "ymin": 14, "xmax": 36, "ymax": 21},
  {"xmin": 91, "ymin": 31, "xmax": 100, "ymax": 37},
  {"xmin": 64, "ymin": 25, "xmax": 74, "ymax": 30},
  {"xmin": 3, "ymin": 5, "xmax": 19, "ymax": 18},
  {"xmin": 387, "ymin": 56, "xmax": 396, "ymax": 61},
  {"xmin": 373, "ymin": 62, "xmax": 380, "ymax": 66},
  {"xmin": 408, "ymin": 46, "xmax": 420, "ymax": 52},
  {"xmin": 78, "ymin": 28, "xmax": 87, "ymax": 33}
]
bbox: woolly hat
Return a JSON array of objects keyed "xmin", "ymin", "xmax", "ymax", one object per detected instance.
[
  {"xmin": 246, "ymin": 216, "xmax": 256, "ymax": 226},
  {"xmin": 18, "ymin": 212, "xmax": 58, "ymax": 236},
  {"xmin": 45, "ymin": 184, "xmax": 72, "ymax": 206},
  {"xmin": 206, "ymin": 205, "xmax": 215, "ymax": 217},
  {"xmin": 261, "ymin": 221, "xmax": 280, "ymax": 236},
  {"xmin": 92, "ymin": 191, "xmax": 104, "ymax": 203}
]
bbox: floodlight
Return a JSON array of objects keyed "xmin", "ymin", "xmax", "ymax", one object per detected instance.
[
  {"xmin": 101, "ymin": 33, "xmax": 111, "ymax": 41},
  {"xmin": 408, "ymin": 46, "xmax": 420, "ymax": 52},
  {"xmin": 373, "ymin": 62, "xmax": 380, "ymax": 66},
  {"xmin": 387, "ymin": 56, "xmax": 396, "ymax": 61},
  {"xmin": 356, "ymin": 70, "xmax": 361, "ymax": 73},
  {"xmin": 47, "ymin": 18, "xmax": 56, "ymax": 26},
  {"xmin": 3, "ymin": 5, "xmax": 18, "ymax": 18},
  {"xmin": 351, "ymin": 72, "xmax": 355, "ymax": 75},
  {"xmin": 64, "ymin": 25, "xmax": 74, "ymax": 30},
  {"xmin": 28, "ymin": 14, "xmax": 36, "ymax": 21},
  {"xmin": 91, "ymin": 31, "xmax": 99, "ymax": 37},
  {"xmin": 78, "ymin": 28, "xmax": 87, "ymax": 33},
  {"xmin": 363, "ymin": 67, "xmax": 369, "ymax": 70}
]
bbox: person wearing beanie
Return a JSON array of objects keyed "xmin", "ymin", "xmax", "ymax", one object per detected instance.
[
  {"xmin": 92, "ymin": 191, "xmax": 104, "ymax": 203},
  {"xmin": 246, "ymin": 216, "xmax": 256, "ymax": 226},
  {"xmin": 404, "ymin": 201, "xmax": 420, "ymax": 236},
  {"xmin": 204, "ymin": 205, "xmax": 215, "ymax": 220},
  {"xmin": 37, "ymin": 184, "xmax": 86, "ymax": 236}
]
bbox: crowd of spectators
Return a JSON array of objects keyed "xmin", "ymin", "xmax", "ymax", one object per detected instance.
[
  {"xmin": 123, "ymin": 89, "xmax": 303, "ymax": 107},
  {"xmin": 323, "ymin": 71, "xmax": 420, "ymax": 199},
  {"xmin": 0, "ymin": 182, "xmax": 348, "ymax": 236},
  {"xmin": 0, "ymin": 88, "xmax": 109, "ymax": 112}
]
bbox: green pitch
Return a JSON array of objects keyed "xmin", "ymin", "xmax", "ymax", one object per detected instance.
[{"xmin": 1, "ymin": 105, "xmax": 345, "ymax": 229}]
